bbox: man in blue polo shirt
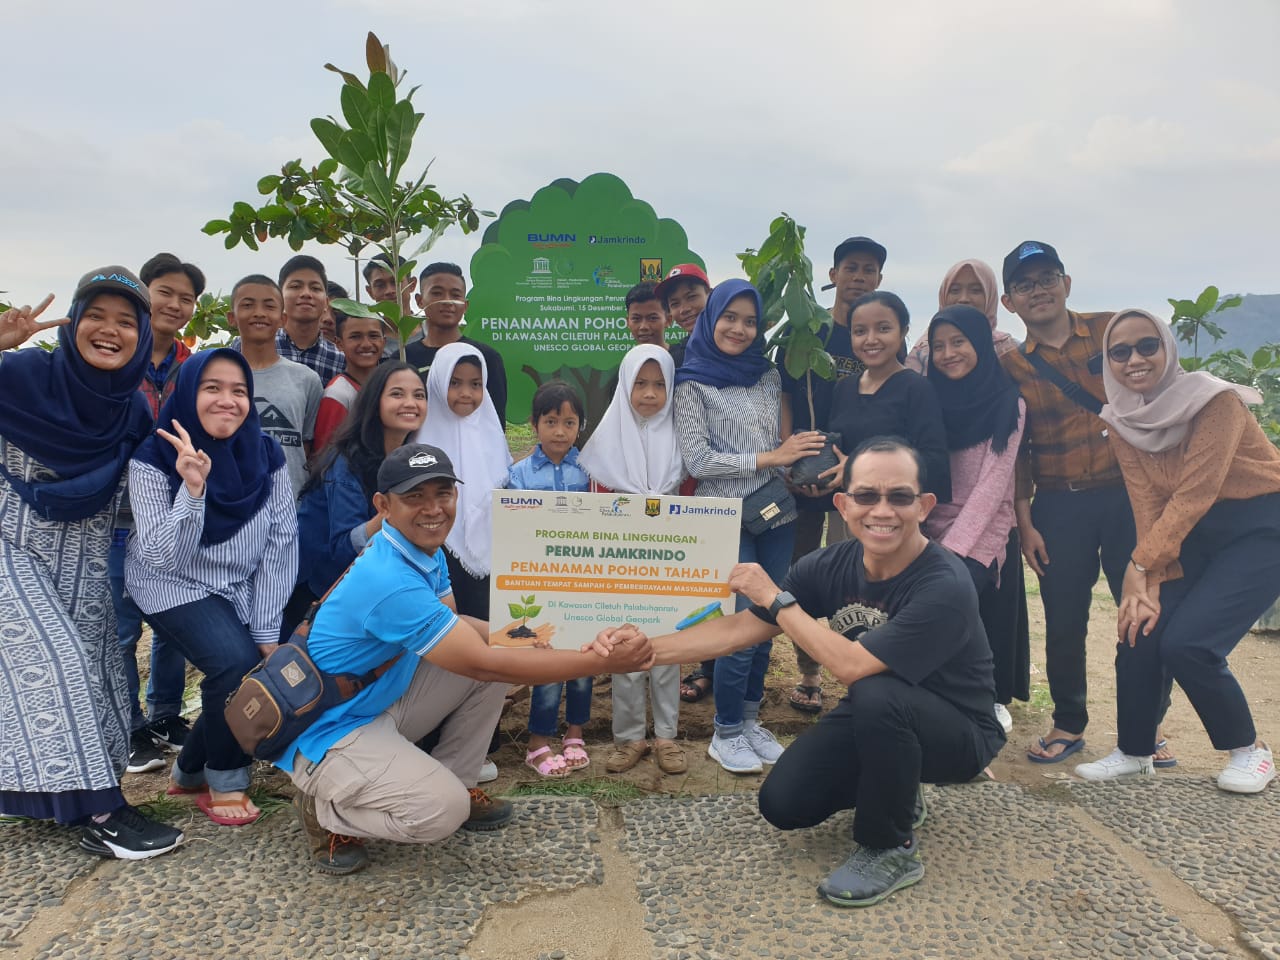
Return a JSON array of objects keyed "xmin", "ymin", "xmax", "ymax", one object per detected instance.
[{"xmin": 281, "ymin": 443, "xmax": 653, "ymax": 875}]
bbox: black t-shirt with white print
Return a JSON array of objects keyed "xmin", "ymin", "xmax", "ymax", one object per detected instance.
[{"xmin": 752, "ymin": 538, "xmax": 1004, "ymax": 754}]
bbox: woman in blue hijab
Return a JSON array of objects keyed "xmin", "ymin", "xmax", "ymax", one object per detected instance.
[
  {"xmin": 673, "ymin": 278, "xmax": 826, "ymax": 774},
  {"xmin": 127, "ymin": 348, "xmax": 297, "ymax": 827},
  {"xmin": 0, "ymin": 270, "xmax": 185, "ymax": 860}
]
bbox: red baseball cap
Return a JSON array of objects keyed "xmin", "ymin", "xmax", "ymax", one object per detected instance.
[{"xmin": 655, "ymin": 263, "xmax": 710, "ymax": 302}]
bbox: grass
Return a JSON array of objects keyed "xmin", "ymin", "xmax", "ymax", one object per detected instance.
[
  {"xmin": 135, "ymin": 784, "xmax": 294, "ymax": 822},
  {"xmin": 506, "ymin": 776, "xmax": 648, "ymax": 806}
]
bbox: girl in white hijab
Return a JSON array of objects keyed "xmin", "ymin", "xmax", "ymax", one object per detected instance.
[
  {"xmin": 580, "ymin": 345, "xmax": 689, "ymax": 775},
  {"xmin": 413, "ymin": 342, "xmax": 512, "ymax": 617},
  {"xmin": 1074, "ymin": 309, "xmax": 1279, "ymax": 795}
]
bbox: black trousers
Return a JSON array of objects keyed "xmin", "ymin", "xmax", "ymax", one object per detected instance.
[
  {"xmin": 1116, "ymin": 494, "xmax": 1280, "ymax": 755},
  {"xmin": 1030, "ymin": 485, "xmax": 1135, "ymax": 734},
  {"xmin": 758, "ymin": 674, "xmax": 995, "ymax": 850}
]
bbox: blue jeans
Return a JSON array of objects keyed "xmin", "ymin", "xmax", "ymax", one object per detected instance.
[
  {"xmin": 147, "ymin": 596, "xmax": 261, "ymax": 792},
  {"xmin": 714, "ymin": 519, "xmax": 797, "ymax": 735},
  {"xmin": 528, "ymin": 677, "xmax": 593, "ymax": 738},
  {"xmin": 108, "ymin": 537, "xmax": 187, "ymax": 732}
]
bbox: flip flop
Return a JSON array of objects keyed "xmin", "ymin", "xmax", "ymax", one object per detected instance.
[
  {"xmin": 1153, "ymin": 739, "xmax": 1178, "ymax": 769},
  {"xmin": 1027, "ymin": 736, "xmax": 1086, "ymax": 764},
  {"xmin": 789, "ymin": 684, "xmax": 823, "ymax": 714},
  {"xmin": 194, "ymin": 791, "xmax": 261, "ymax": 826}
]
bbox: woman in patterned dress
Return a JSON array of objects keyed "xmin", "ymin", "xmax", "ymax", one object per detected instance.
[{"xmin": 0, "ymin": 270, "xmax": 184, "ymax": 860}]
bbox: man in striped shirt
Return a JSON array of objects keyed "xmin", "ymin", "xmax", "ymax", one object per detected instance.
[
  {"xmin": 997, "ymin": 241, "xmax": 1136, "ymax": 764},
  {"xmin": 276, "ymin": 255, "xmax": 347, "ymax": 385}
]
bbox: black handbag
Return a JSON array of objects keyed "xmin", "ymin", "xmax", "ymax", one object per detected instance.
[{"xmin": 741, "ymin": 475, "xmax": 797, "ymax": 535}]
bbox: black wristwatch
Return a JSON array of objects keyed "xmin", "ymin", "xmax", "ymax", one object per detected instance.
[{"xmin": 769, "ymin": 591, "xmax": 798, "ymax": 618}]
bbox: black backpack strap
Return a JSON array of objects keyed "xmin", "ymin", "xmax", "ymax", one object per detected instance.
[{"xmin": 1021, "ymin": 343, "xmax": 1103, "ymax": 416}]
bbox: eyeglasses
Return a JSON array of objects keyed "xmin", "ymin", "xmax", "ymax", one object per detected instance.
[
  {"xmin": 848, "ymin": 489, "xmax": 922, "ymax": 507},
  {"xmin": 1008, "ymin": 274, "xmax": 1063, "ymax": 296},
  {"xmin": 1106, "ymin": 337, "xmax": 1163, "ymax": 364}
]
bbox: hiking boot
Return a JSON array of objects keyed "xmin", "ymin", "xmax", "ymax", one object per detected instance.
[
  {"xmin": 911, "ymin": 786, "xmax": 927, "ymax": 830},
  {"xmin": 1075, "ymin": 748, "xmax": 1154, "ymax": 782},
  {"xmin": 819, "ymin": 839, "xmax": 924, "ymax": 907},
  {"xmin": 293, "ymin": 791, "xmax": 368, "ymax": 875},
  {"xmin": 79, "ymin": 804, "xmax": 183, "ymax": 861},
  {"xmin": 463, "ymin": 788, "xmax": 513, "ymax": 831},
  {"xmin": 126, "ymin": 728, "xmax": 167, "ymax": 774},
  {"xmin": 708, "ymin": 732, "xmax": 763, "ymax": 774},
  {"xmin": 148, "ymin": 715, "xmax": 191, "ymax": 751},
  {"xmin": 743, "ymin": 722, "xmax": 785, "ymax": 765},
  {"xmin": 1217, "ymin": 742, "xmax": 1276, "ymax": 794}
]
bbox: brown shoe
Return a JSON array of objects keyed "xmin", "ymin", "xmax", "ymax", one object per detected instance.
[
  {"xmin": 654, "ymin": 739, "xmax": 688, "ymax": 775},
  {"xmin": 463, "ymin": 788, "xmax": 514, "ymax": 831},
  {"xmin": 293, "ymin": 791, "xmax": 369, "ymax": 875},
  {"xmin": 605, "ymin": 740, "xmax": 651, "ymax": 773}
]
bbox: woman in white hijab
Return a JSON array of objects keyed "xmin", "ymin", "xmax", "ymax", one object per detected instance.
[
  {"xmin": 1074, "ymin": 309, "xmax": 1280, "ymax": 795},
  {"xmin": 580, "ymin": 345, "xmax": 688, "ymax": 775}
]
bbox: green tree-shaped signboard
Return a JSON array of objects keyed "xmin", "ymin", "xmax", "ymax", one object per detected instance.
[{"xmin": 464, "ymin": 173, "xmax": 700, "ymax": 425}]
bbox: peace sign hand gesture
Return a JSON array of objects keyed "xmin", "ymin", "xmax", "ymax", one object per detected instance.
[
  {"xmin": 157, "ymin": 420, "xmax": 211, "ymax": 498},
  {"xmin": 0, "ymin": 295, "xmax": 70, "ymax": 351}
]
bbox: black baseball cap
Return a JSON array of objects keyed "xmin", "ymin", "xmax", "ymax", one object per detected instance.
[
  {"xmin": 822, "ymin": 237, "xmax": 887, "ymax": 290},
  {"xmin": 73, "ymin": 266, "xmax": 150, "ymax": 313},
  {"xmin": 1002, "ymin": 241, "xmax": 1065, "ymax": 290},
  {"xmin": 377, "ymin": 443, "xmax": 463, "ymax": 494}
]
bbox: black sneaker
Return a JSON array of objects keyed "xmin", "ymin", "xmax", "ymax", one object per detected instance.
[
  {"xmin": 462, "ymin": 788, "xmax": 513, "ymax": 831},
  {"xmin": 79, "ymin": 805, "xmax": 184, "ymax": 860},
  {"xmin": 818, "ymin": 839, "xmax": 924, "ymax": 907},
  {"xmin": 148, "ymin": 715, "xmax": 191, "ymax": 751},
  {"xmin": 126, "ymin": 729, "xmax": 167, "ymax": 774}
]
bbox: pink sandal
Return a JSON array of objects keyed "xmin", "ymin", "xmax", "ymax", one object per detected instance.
[
  {"xmin": 524, "ymin": 745, "xmax": 570, "ymax": 778},
  {"xmin": 562, "ymin": 738, "xmax": 590, "ymax": 771}
]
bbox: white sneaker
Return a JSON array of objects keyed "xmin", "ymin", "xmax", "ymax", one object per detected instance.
[
  {"xmin": 477, "ymin": 760, "xmax": 499, "ymax": 784},
  {"xmin": 708, "ymin": 732, "xmax": 764, "ymax": 774},
  {"xmin": 743, "ymin": 721, "xmax": 785, "ymax": 765},
  {"xmin": 1075, "ymin": 748, "xmax": 1154, "ymax": 782},
  {"xmin": 994, "ymin": 703, "xmax": 1014, "ymax": 735},
  {"xmin": 1217, "ymin": 742, "xmax": 1276, "ymax": 794}
]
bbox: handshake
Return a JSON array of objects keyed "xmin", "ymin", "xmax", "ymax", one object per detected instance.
[{"xmin": 581, "ymin": 624, "xmax": 656, "ymax": 673}]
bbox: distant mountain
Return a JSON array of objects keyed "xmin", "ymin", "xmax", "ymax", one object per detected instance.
[{"xmin": 1202, "ymin": 293, "xmax": 1280, "ymax": 357}]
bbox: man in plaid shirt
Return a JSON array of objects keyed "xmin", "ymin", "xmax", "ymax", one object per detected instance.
[
  {"xmin": 276, "ymin": 254, "xmax": 346, "ymax": 385},
  {"xmin": 997, "ymin": 241, "xmax": 1145, "ymax": 765}
]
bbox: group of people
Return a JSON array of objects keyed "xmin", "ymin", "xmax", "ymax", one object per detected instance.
[{"xmin": 0, "ymin": 233, "xmax": 1275, "ymax": 912}]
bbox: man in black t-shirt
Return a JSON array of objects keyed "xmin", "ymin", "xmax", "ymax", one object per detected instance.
[
  {"xmin": 406, "ymin": 262, "xmax": 508, "ymax": 424},
  {"xmin": 613, "ymin": 437, "xmax": 1004, "ymax": 907}
]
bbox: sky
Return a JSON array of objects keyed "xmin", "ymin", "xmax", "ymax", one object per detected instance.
[{"xmin": 4, "ymin": 0, "xmax": 1278, "ymax": 340}]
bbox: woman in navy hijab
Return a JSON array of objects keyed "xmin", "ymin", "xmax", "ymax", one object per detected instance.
[
  {"xmin": 0, "ymin": 270, "xmax": 185, "ymax": 860},
  {"xmin": 127, "ymin": 348, "xmax": 297, "ymax": 828},
  {"xmin": 673, "ymin": 278, "xmax": 825, "ymax": 774}
]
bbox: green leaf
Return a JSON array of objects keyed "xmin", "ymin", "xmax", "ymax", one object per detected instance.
[
  {"xmin": 257, "ymin": 175, "xmax": 281, "ymax": 195},
  {"xmin": 1194, "ymin": 285, "xmax": 1219, "ymax": 315},
  {"xmin": 330, "ymin": 297, "xmax": 379, "ymax": 319},
  {"xmin": 231, "ymin": 201, "xmax": 257, "ymax": 221},
  {"xmin": 507, "ymin": 603, "xmax": 526, "ymax": 621},
  {"xmin": 311, "ymin": 117, "xmax": 346, "ymax": 162},
  {"xmin": 315, "ymin": 158, "xmax": 339, "ymax": 179},
  {"xmin": 368, "ymin": 70, "xmax": 396, "ymax": 113},
  {"xmin": 523, "ymin": 595, "xmax": 536, "ymax": 604},
  {"xmin": 525, "ymin": 605, "xmax": 542, "ymax": 618},
  {"xmin": 385, "ymin": 99, "xmax": 419, "ymax": 182},
  {"xmin": 203, "ymin": 219, "xmax": 231, "ymax": 235},
  {"xmin": 1215, "ymin": 294, "xmax": 1243, "ymax": 313},
  {"xmin": 339, "ymin": 82, "xmax": 374, "ymax": 138},
  {"xmin": 362, "ymin": 161, "xmax": 395, "ymax": 212}
]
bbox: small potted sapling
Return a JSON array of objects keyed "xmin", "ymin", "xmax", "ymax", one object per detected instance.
[
  {"xmin": 739, "ymin": 214, "xmax": 841, "ymax": 487},
  {"xmin": 506, "ymin": 595, "xmax": 541, "ymax": 641}
]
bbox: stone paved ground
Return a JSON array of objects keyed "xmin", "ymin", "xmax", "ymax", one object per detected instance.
[{"xmin": 2, "ymin": 775, "xmax": 1276, "ymax": 959}]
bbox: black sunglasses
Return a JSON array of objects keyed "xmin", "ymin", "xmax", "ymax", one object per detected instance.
[
  {"xmin": 848, "ymin": 490, "xmax": 922, "ymax": 507},
  {"xmin": 1106, "ymin": 336, "xmax": 1163, "ymax": 364}
]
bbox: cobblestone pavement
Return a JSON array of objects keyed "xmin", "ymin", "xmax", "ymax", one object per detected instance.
[{"xmin": 2, "ymin": 779, "xmax": 1276, "ymax": 959}]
